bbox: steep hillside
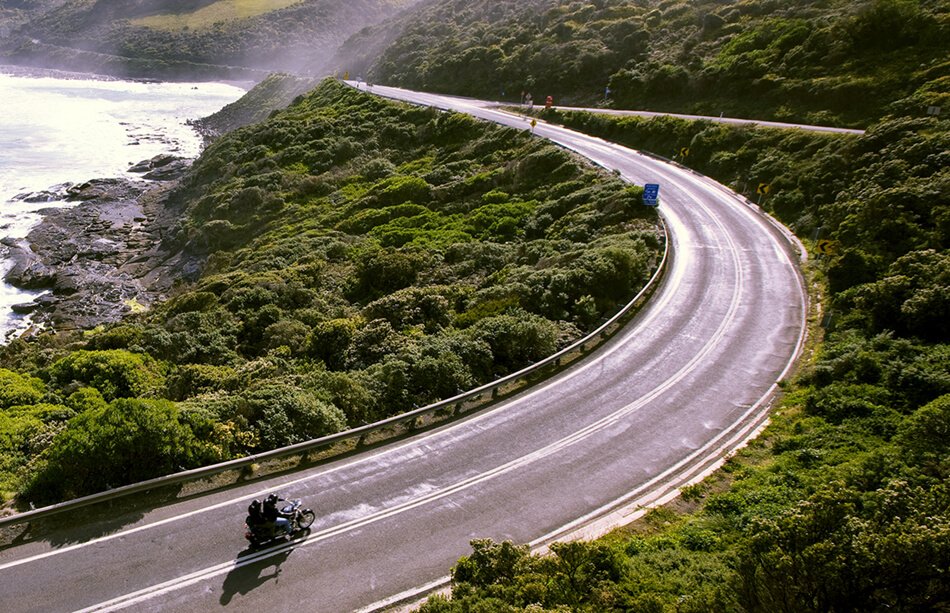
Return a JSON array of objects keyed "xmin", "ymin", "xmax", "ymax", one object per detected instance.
[
  {"xmin": 0, "ymin": 80, "xmax": 662, "ymax": 503},
  {"xmin": 0, "ymin": 0, "xmax": 421, "ymax": 79},
  {"xmin": 338, "ymin": 0, "xmax": 949, "ymax": 127},
  {"xmin": 0, "ymin": 0, "xmax": 64, "ymax": 34}
]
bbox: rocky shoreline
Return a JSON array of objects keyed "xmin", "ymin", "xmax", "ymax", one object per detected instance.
[
  {"xmin": 3, "ymin": 155, "xmax": 202, "ymax": 332},
  {"xmin": 0, "ymin": 70, "xmax": 279, "ymax": 336}
]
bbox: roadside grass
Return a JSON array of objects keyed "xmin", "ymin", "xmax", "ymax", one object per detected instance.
[{"xmin": 131, "ymin": 0, "xmax": 300, "ymax": 30}]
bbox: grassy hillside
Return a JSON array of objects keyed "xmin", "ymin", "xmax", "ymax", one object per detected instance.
[
  {"xmin": 328, "ymin": 3, "xmax": 950, "ymax": 610},
  {"xmin": 338, "ymin": 0, "xmax": 949, "ymax": 127},
  {"xmin": 0, "ymin": 80, "xmax": 662, "ymax": 503},
  {"xmin": 414, "ymin": 106, "xmax": 949, "ymax": 613},
  {"xmin": 0, "ymin": 0, "xmax": 421, "ymax": 79}
]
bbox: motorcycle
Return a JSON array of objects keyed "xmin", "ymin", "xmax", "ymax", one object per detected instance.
[{"xmin": 244, "ymin": 499, "xmax": 316, "ymax": 547}]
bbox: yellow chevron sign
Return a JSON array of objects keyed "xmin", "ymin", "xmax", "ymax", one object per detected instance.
[{"xmin": 816, "ymin": 239, "xmax": 837, "ymax": 255}]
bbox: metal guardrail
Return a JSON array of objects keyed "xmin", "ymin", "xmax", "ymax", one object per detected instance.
[{"xmin": 0, "ymin": 168, "xmax": 671, "ymax": 536}]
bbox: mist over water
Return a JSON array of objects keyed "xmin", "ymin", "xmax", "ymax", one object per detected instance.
[{"xmin": 0, "ymin": 69, "xmax": 244, "ymax": 339}]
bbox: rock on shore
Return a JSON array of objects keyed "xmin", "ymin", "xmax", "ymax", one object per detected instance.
[{"xmin": 3, "ymin": 173, "xmax": 202, "ymax": 331}]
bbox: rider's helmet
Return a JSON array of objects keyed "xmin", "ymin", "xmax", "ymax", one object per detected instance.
[{"xmin": 265, "ymin": 493, "xmax": 279, "ymax": 505}]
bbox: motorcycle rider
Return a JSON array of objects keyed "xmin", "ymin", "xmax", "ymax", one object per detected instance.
[
  {"xmin": 246, "ymin": 499, "xmax": 265, "ymax": 529},
  {"xmin": 262, "ymin": 493, "xmax": 293, "ymax": 536}
]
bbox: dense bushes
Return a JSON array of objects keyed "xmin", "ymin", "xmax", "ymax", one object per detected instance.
[
  {"xmin": 23, "ymin": 398, "xmax": 211, "ymax": 502},
  {"xmin": 0, "ymin": 369, "xmax": 45, "ymax": 409},
  {"xmin": 0, "ymin": 80, "xmax": 661, "ymax": 503},
  {"xmin": 419, "ymin": 538, "xmax": 628, "ymax": 612},
  {"xmin": 48, "ymin": 350, "xmax": 165, "ymax": 402}
]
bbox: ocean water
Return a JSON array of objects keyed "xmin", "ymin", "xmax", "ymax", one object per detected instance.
[{"xmin": 0, "ymin": 68, "xmax": 244, "ymax": 339}]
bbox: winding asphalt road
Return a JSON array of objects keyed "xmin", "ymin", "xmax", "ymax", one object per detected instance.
[{"xmin": 0, "ymin": 85, "xmax": 807, "ymax": 612}]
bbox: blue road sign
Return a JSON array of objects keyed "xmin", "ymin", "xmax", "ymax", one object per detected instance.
[{"xmin": 643, "ymin": 183, "xmax": 660, "ymax": 206}]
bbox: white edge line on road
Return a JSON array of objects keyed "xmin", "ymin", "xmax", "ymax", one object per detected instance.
[
  {"xmin": 9, "ymin": 86, "xmax": 807, "ymax": 613},
  {"xmin": 70, "ymin": 229, "xmax": 744, "ymax": 611},
  {"xmin": 70, "ymin": 139, "xmax": 756, "ymax": 611}
]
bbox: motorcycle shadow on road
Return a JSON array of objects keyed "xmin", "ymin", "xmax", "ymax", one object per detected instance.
[{"xmin": 219, "ymin": 530, "xmax": 310, "ymax": 606}]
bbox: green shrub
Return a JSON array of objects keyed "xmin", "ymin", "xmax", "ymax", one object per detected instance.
[
  {"xmin": 0, "ymin": 369, "xmax": 45, "ymax": 409},
  {"xmin": 166, "ymin": 364, "xmax": 240, "ymax": 401},
  {"xmin": 243, "ymin": 384, "xmax": 347, "ymax": 448},
  {"xmin": 24, "ymin": 398, "xmax": 203, "ymax": 502},
  {"xmin": 469, "ymin": 311, "xmax": 560, "ymax": 375},
  {"xmin": 47, "ymin": 350, "xmax": 165, "ymax": 402}
]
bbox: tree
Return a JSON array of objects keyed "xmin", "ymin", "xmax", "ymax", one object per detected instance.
[
  {"xmin": 242, "ymin": 384, "xmax": 347, "ymax": 449},
  {"xmin": 544, "ymin": 541, "xmax": 626, "ymax": 608},
  {"xmin": 452, "ymin": 539, "xmax": 531, "ymax": 591},
  {"xmin": 308, "ymin": 318, "xmax": 359, "ymax": 370},
  {"xmin": 469, "ymin": 311, "xmax": 560, "ymax": 374},
  {"xmin": 896, "ymin": 394, "xmax": 950, "ymax": 478},
  {"xmin": 47, "ymin": 350, "xmax": 165, "ymax": 401},
  {"xmin": 349, "ymin": 248, "xmax": 426, "ymax": 301},
  {"xmin": 25, "ymin": 398, "xmax": 203, "ymax": 502},
  {"xmin": 737, "ymin": 481, "xmax": 950, "ymax": 612},
  {"xmin": 847, "ymin": 250, "xmax": 950, "ymax": 341}
]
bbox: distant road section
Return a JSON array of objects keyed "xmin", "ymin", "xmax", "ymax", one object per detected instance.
[
  {"xmin": 349, "ymin": 84, "xmax": 865, "ymax": 135},
  {"xmin": 538, "ymin": 105, "xmax": 866, "ymax": 135},
  {"xmin": 0, "ymin": 83, "xmax": 808, "ymax": 613}
]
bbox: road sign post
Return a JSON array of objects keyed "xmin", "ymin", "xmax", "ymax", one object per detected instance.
[{"xmin": 643, "ymin": 183, "xmax": 660, "ymax": 206}]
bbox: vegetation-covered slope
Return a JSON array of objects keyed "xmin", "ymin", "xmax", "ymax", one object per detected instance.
[
  {"xmin": 329, "ymin": 4, "xmax": 950, "ymax": 611},
  {"xmin": 338, "ymin": 0, "xmax": 949, "ymax": 127},
  {"xmin": 0, "ymin": 0, "xmax": 421, "ymax": 79},
  {"xmin": 194, "ymin": 72, "xmax": 320, "ymax": 136},
  {"xmin": 419, "ymin": 103, "xmax": 949, "ymax": 612},
  {"xmin": 0, "ymin": 80, "xmax": 662, "ymax": 503}
]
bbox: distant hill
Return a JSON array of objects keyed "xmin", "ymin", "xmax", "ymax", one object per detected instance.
[
  {"xmin": 0, "ymin": 0, "xmax": 422, "ymax": 80},
  {"xmin": 336, "ymin": 0, "xmax": 949, "ymax": 127}
]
